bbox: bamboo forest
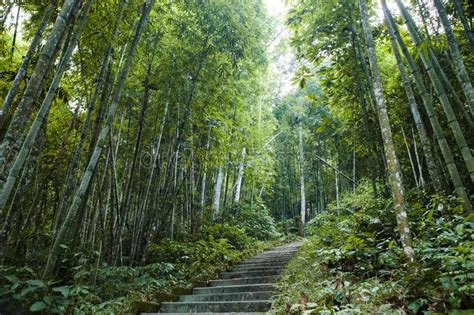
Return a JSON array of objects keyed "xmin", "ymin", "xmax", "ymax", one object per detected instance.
[{"xmin": 0, "ymin": 0, "xmax": 473, "ymax": 313}]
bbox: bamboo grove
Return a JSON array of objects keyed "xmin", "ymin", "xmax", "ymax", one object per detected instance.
[
  {"xmin": 270, "ymin": 0, "xmax": 473, "ymax": 263},
  {"xmin": 0, "ymin": 0, "xmax": 473, "ymax": 302},
  {"xmin": 0, "ymin": 0, "xmax": 276, "ymax": 278}
]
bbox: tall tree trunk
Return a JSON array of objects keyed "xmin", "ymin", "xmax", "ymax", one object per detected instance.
[
  {"xmin": 116, "ymin": 66, "xmax": 151, "ymax": 264},
  {"xmin": 234, "ymin": 147, "xmax": 246, "ymax": 203},
  {"xmin": 453, "ymin": 0, "xmax": 474, "ymax": 47},
  {"xmin": 56, "ymin": 0, "xmax": 125, "ymax": 227},
  {"xmin": 402, "ymin": 127, "xmax": 420, "ymax": 187},
  {"xmin": 42, "ymin": 0, "xmax": 155, "ymax": 278},
  {"xmin": 383, "ymin": 8, "xmax": 442, "ymax": 191},
  {"xmin": 359, "ymin": 0, "xmax": 414, "ymax": 264},
  {"xmin": 0, "ymin": 1, "xmax": 57, "ymax": 125},
  {"xmin": 212, "ymin": 166, "xmax": 224, "ymax": 220},
  {"xmin": 10, "ymin": 3, "xmax": 20, "ymax": 61},
  {"xmin": 350, "ymin": 27, "xmax": 378, "ymax": 198},
  {"xmin": 434, "ymin": 0, "xmax": 474, "ymax": 115},
  {"xmin": 0, "ymin": 0, "xmax": 79, "ymax": 185},
  {"xmin": 395, "ymin": 0, "xmax": 474, "ymax": 184},
  {"xmin": 0, "ymin": 3, "xmax": 13, "ymax": 30},
  {"xmin": 298, "ymin": 125, "xmax": 305, "ymax": 237},
  {"xmin": 383, "ymin": 2, "xmax": 472, "ymax": 211},
  {"xmin": 0, "ymin": 0, "xmax": 93, "ymax": 212}
]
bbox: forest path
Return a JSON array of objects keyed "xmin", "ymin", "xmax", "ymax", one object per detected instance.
[{"xmin": 147, "ymin": 241, "xmax": 302, "ymax": 314}]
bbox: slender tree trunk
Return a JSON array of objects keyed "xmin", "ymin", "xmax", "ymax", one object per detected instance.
[
  {"xmin": 298, "ymin": 125, "xmax": 305, "ymax": 237},
  {"xmin": 352, "ymin": 152, "xmax": 356, "ymax": 191},
  {"xmin": 0, "ymin": 0, "xmax": 93, "ymax": 212},
  {"xmin": 383, "ymin": 2, "xmax": 472, "ymax": 211},
  {"xmin": 234, "ymin": 147, "xmax": 246, "ymax": 203},
  {"xmin": 10, "ymin": 3, "xmax": 20, "ymax": 61},
  {"xmin": 350, "ymin": 28, "xmax": 378, "ymax": 198},
  {"xmin": 453, "ymin": 0, "xmax": 474, "ymax": 47},
  {"xmin": 0, "ymin": 3, "xmax": 13, "ymax": 30},
  {"xmin": 117, "ymin": 66, "xmax": 151, "ymax": 264},
  {"xmin": 384, "ymin": 11, "xmax": 442, "ymax": 191},
  {"xmin": 412, "ymin": 129, "xmax": 425, "ymax": 187},
  {"xmin": 42, "ymin": 0, "xmax": 155, "ymax": 278},
  {"xmin": 212, "ymin": 166, "xmax": 224, "ymax": 220},
  {"xmin": 0, "ymin": 1, "xmax": 58, "ymax": 124},
  {"xmin": 395, "ymin": 0, "xmax": 474, "ymax": 184},
  {"xmin": 0, "ymin": 0, "xmax": 79, "ymax": 184},
  {"xmin": 56, "ymin": 0, "xmax": 125, "ymax": 226},
  {"xmin": 402, "ymin": 127, "xmax": 419, "ymax": 187},
  {"xmin": 434, "ymin": 0, "xmax": 474, "ymax": 115},
  {"xmin": 359, "ymin": 0, "xmax": 414, "ymax": 264}
]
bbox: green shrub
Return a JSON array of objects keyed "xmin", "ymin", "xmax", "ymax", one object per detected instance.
[
  {"xmin": 146, "ymin": 240, "xmax": 196, "ymax": 265},
  {"xmin": 0, "ymin": 266, "xmax": 90, "ymax": 313},
  {"xmin": 205, "ymin": 224, "xmax": 252, "ymax": 250},
  {"xmin": 276, "ymin": 218, "xmax": 300, "ymax": 236},
  {"xmin": 226, "ymin": 201, "xmax": 280, "ymax": 240}
]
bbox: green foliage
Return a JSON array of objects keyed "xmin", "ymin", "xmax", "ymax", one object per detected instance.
[
  {"xmin": 0, "ymin": 266, "xmax": 89, "ymax": 313},
  {"xmin": 225, "ymin": 201, "xmax": 280, "ymax": 241},
  {"xmin": 1, "ymin": 234, "xmax": 276, "ymax": 314},
  {"xmin": 272, "ymin": 184, "xmax": 474, "ymax": 314},
  {"xmin": 276, "ymin": 218, "xmax": 300, "ymax": 236},
  {"xmin": 206, "ymin": 224, "xmax": 252, "ymax": 250}
]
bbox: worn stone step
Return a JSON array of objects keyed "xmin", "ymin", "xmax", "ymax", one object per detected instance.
[
  {"xmin": 253, "ymin": 251, "xmax": 296, "ymax": 255},
  {"xmin": 178, "ymin": 291, "xmax": 274, "ymax": 302},
  {"xmin": 244, "ymin": 255, "xmax": 292, "ymax": 260},
  {"xmin": 253, "ymin": 250, "xmax": 298, "ymax": 255},
  {"xmin": 244, "ymin": 255, "xmax": 294, "ymax": 261},
  {"xmin": 244, "ymin": 256, "xmax": 291, "ymax": 260},
  {"xmin": 231, "ymin": 265, "xmax": 284, "ymax": 272},
  {"xmin": 231, "ymin": 265, "xmax": 285, "ymax": 273},
  {"xmin": 193, "ymin": 283, "xmax": 276, "ymax": 295},
  {"xmin": 209, "ymin": 275, "xmax": 278, "ymax": 286},
  {"xmin": 238, "ymin": 259, "xmax": 289, "ymax": 266},
  {"xmin": 160, "ymin": 301, "xmax": 271, "ymax": 313},
  {"xmin": 251, "ymin": 252, "xmax": 296, "ymax": 257},
  {"xmin": 221, "ymin": 270, "xmax": 282, "ymax": 279}
]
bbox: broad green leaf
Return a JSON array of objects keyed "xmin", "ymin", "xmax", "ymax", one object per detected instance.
[
  {"xmin": 30, "ymin": 301, "xmax": 47, "ymax": 312},
  {"xmin": 52, "ymin": 286, "xmax": 70, "ymax": 298}
]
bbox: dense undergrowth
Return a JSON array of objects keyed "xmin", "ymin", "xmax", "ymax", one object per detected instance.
[
  {"xmin": 272, "ymin": 182, "xmax": 474, "ymax": 314},
  {"xmin": 0, "ymin": 205, "xmax": 284, "ymax": 314}
]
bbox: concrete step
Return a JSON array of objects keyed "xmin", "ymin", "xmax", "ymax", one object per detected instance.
[
  {"xmin": 243, "ymin": 256, "xmax": 292, "ymax": 261},
  {"xmin": 237, "ymin": 261, "xmax": 289, "ymax": 267},
  {"xmin": 243, "ymin": 255, "xmax": 293, "ymax": 260},
  {"xmin": 252, "ymin": 251, "xmax": 298, "ymax": 256},
  {"xmin": 221, "ymin": 270, "xmax": 282, "ymax": 279},
  {"xmin": 178, "ymin": 291, "xmax": 274, "ymax": 302},
  {"xmin": 209, "ymin": 275, "xmax": 278, "ymax": 286},
  {"xmin": 255, "ymin": 252, "xmax": 297, "ymax": 256},
  {"xmin": 160, "ymin": 301, "xmax": 271, "ymax": 313},
  {"xmin": 193, "ymin": 283, "xmax": 276, "ymax": 295},
  {"xmin": 231, "ymin": 266, "xmax": 284, "ymax": 272},
  {"xmin": 248, "ymin": 252, "xmax": 296, "ymax": 257}
]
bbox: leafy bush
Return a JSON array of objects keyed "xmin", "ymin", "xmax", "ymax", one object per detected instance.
[
  {"xmin": 226, "ymin": 201, "xmax": 280, "ymax": 240},
  {"xmin": 276, "ymin": 218, "xmax": 300, "ymax": 236},
  {"xmin": 0, "ymin": 266, "xmax": 89, "ymax": 313},
  {"xmin": 206, "ymin": 224, "xmax": 252, "ymax": 250}
]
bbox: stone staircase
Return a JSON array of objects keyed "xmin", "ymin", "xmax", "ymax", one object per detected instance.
[{"xmin": 151, "ymin": 242, "xmax": 301, "ymax": 314}]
